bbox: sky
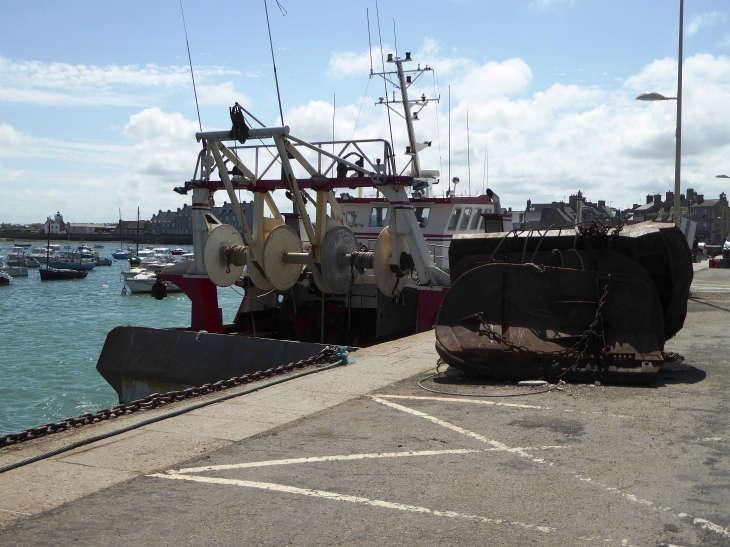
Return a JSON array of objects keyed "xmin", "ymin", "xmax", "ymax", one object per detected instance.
[{"xmin": 1, "ymin": 0, "xmax": 730, "ymax": 223}]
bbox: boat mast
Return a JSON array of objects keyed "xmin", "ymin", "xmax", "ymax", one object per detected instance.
[
  {"xmin": 136, "ymin": 207, "xmax": 140, "ymax": 255},
  {"xmin": 374, "ymin": 53, "xmax": 438, "ymax": 195},
  {"xmin": 392, "ymin": 53, "xmax": 421, "ymax": 178}
]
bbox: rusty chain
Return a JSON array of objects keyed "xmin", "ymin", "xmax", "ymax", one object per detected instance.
[
  {"xmin": 460, "ymin": 277, "xmax": 611, "ymax": 379},
  {"xmin": 576, "ymin": 222, "xmax": 623, "ymax": 251},
  {"xmin": 0, "ymin": 345, "xmax": 343, "ymax": 449}
]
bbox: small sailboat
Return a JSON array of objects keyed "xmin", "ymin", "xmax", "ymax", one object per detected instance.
[
  {"xmin": 39, "ymin": 226, "xmax": 88, "ymax": 281},
  {"xmin": 112, "ymin": 208, "xmax": 131, "ymax": 259}
]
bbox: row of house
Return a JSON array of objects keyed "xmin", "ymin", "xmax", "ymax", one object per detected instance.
[
  {"xmin": 630, "ymin": 188, "xmax": 729, "ymax": 243},
  {"xmin": 44, "ymin": 201, "xmax": 255, "ymax": 237},
  {"xmin": 510, "ymin": 192, "xmax": 622, "ymax": 230}
]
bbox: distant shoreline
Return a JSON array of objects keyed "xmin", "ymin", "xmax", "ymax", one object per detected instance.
[{"xmin": 0, "ymin": 233, "xmax": 193, "ymax": 245}]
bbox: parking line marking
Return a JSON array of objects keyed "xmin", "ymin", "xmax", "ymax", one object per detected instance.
[
  {"xmin": 376, "ymin": 394, "xmax": 547, "ymax": 409},
  {"xmin": 172, "ymin": 445, "xmax": 572, "ymax": 474},
  {"xmin": 148, "ymin": 473, "xmax": 556, "ymax": 533},
  {"xmin": 173, "ymin": 449, "xmax": 481, "ymax": 474},
  {"xmin": 370, "ymin": 396, "xmax": 551, "ymax": 465},
  {"xmin": 371, "ymin": 396, "xmax": 730, "ymax": 540}
]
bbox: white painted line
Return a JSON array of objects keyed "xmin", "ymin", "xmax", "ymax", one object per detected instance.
[
  {"xmin": 173, "ymin": 445, "xmax": 572, "ymax": 474},
  {"xmin": 174, "ymin": 449, "xmax": 481, "ymax": 474},
  {"xmin": 700, "ymin": 437, "xmax": 724, "ymax": 442},
  {"xmin": 0, "ymin": 508, "xmax": 33, "ymax": 516},
  {"xmin": 148, "ymin": 473, "xmax": 555, "ymax": 534},
  {"xmin": 370, "ymin": 396, "xmax": 551, "ymax": 465},
  {"xmin": 372, "ymin": 396, "xmax": 730, "ymax": 540},
  {"xmin": 376, "ymin": 394, "xmax": 547, "ymax": 409}
]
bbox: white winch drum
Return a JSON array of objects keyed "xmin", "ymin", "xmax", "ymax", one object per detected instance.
[
  {"xmin": 319, "ymin": 226, "xmax": 358, "ymax": 295},
  {"xmin": 246, "ymin": 246, "xmax": 274, "ymax": 291},
  {"xmin": 203, "ymin": 224, "xmax": 245, "ymax": 287},
  {"xmin": 262, "ymin": 224, "xmax": 304, "ymax": 291}
]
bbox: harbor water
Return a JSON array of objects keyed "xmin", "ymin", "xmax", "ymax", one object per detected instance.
[{"xmin": 0, "ymin": 242, "xmax": 244, "ymax": 436}]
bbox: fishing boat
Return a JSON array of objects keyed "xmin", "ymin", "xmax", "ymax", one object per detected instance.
[
  {"xmin": 96, "ymin": 36, "xmax": 690, "ymax": 405},
  {"xmin": 7, "ymin": 246, "xmax": 30, "ymax": 267},
  {"xmin": 48, "ymin": 249, "xmax": 96, "ymax": 270},
  {"xmin": 0, "ymin": 254, "xmax": 28, "ymax": 277},
  {"xmin": 39, "ymin": 231, "xmax": 88, "ymax": 281},
  {"xmin": 29, "ymin": 244, "xmax": 60, "ymax": 265}
]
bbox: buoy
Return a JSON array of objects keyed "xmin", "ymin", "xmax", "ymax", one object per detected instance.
[{"xmin": 121, "ymin": 286, "xmax": 127, "ymax": 295}]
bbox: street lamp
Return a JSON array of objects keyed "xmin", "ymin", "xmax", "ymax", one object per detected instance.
[
  {"xmin": 716, "ymin": 174, "xmax": 730, "ymax": 179},
  {"xmin": 636, "ymin": 0, "xmax": 684, "ymax": 226}
]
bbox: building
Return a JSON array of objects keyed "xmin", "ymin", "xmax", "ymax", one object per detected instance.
[
  {"xmin": 513, "ymin": 192, "xmax": 621, "ymax": 230},
  {"xmin": 148, "ymin": 201, "xmax": 253, "ymax": 235},
  {"xmin": 44, "ymin": 212, "xmax": 66, "ymax": 234},
  {"xmin": 627, "ymin": 188, "xmax": 730, "ymax": 243},
  {"xmin": 67, "ymin": 223, "xmax": 114, "ymax": 235},
  {"xmin": 687, "ymin": 189, "xmax": 729, "ymax": 244}
]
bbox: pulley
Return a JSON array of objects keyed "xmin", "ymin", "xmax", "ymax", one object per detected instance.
[
  {"xmin": 203, "ymin": 224, "xmax": 246, "ymax": 287},
  {"xmin": 262, "ymin": 224, "xmax": 305, "ymax": 291}
]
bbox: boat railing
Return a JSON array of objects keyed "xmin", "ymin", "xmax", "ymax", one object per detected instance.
[{"xmin": 194, "ymin": 138, "xmax": 396, "ymax": 183}]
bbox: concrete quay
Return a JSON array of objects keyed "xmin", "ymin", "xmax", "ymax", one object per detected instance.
[{"xmin": 0, "ymin": 263, "xmax": 729, "ymax": 546}]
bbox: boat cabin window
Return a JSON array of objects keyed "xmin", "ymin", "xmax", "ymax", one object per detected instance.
[
  {"xmin": 414, "ymin": 206, "xmax": 431, "ymax": 228},
  {"xmin": 470, "ymin": 208, "xmax": 483, "ymax": 230},
  {"xmin": 447, "ymin": 208, "xmax": 462, "ymax": 231},
  {"xmin": 344, "ymin": 211, "xmax": 356, "ymax": 228},
  {"xmin": 459, "ymin": 208, "xmax": 473, "ymax": 230},
  {"xmin": 369, "ymin": 206, "xmax": 389, "ymax": 227}
]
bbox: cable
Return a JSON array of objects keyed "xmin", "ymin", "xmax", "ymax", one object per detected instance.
[
  {"xmin": 264, "ymin": 0, "xmax": 285, "ymax": 125},
  {"xmin": 0, "ymin": 358, "xmax": 348, "ymax": 474},
  {"xmin": 375, "ymin": 0, "xmax": 395, "ymax": 163},
  {"xmin": 179, "ymin": 0, "xmax": 202, "ymax": 132}
]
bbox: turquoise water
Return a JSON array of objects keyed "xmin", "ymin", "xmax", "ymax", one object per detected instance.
[{"xmin": 0, "ymin": 242, "xmax": 244, "ymax": 436}]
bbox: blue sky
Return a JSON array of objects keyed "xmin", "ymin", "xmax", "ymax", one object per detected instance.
[{"xmin": 1, "ymin": 0, "xmax": 730, "ymax": 223}]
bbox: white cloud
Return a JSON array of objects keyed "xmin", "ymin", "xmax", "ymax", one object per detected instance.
[
  {"xmin": 197, "ymin": 81, "xmax": 252, "ymax": 107},
  {"xmin": 686, "ymin": 11, "xmax": 727, "ymax": 37},
  {"xmin": 0, "ymin": 54, "xmax": 242, "ymax": 106},
  {"xmin": 5, "ymin": 50, "xmax": 730, "ymax": 223}
]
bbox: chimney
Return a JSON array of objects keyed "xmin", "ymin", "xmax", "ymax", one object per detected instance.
[
  {"xmin": 598, "ymin": 200, "xmax": 606, "ymax": 209},
  {"xmin": 646, "ymin": 195, "xmax": 653, "ymax": 204},
  {"xmin": 665, "ymin": 191, "xmax": 673, "ymax": 204},
  {"xmin": 654, "ymin": 194, "xmax": 662, "ymax": 205},
  {"xmin": 686, "ymin": 188, "xmax": 695, "ymax": 201}
]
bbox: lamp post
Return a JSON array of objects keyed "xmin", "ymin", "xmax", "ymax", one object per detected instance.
[{"xmin": 636, "ymin": 0, "xmax": 684, "ymax": 226}]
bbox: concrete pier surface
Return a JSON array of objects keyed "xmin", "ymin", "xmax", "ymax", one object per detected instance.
[{"xmin": 1, "ymin": 265, "xmax": 729, "ymax": 546}]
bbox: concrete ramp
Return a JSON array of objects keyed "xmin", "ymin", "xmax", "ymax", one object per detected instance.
[{"xmin": 96, "ymin": 327, "xmax": 329, "ymax": 404}]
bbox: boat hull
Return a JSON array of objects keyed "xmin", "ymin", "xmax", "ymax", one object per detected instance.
[{"xmin": 96, "ymin": 326, "xmax": 330, "ymax": 403}]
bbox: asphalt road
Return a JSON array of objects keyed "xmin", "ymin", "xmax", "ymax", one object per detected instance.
[{"xmin": 1, "ymin": 268, "xmax": 729, "ymax": 546}]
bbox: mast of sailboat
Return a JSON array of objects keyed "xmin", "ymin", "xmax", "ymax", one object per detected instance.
[
  {"xmin": 136, "ymin": 207, "xmax": 140, "ymax": 255},
  {"xmin": 45, "ymin": 215, "xmax": 50, "ymax": 271}
]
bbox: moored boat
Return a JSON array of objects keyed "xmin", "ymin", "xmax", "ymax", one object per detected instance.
[{"xmin": 0, "ymin": 272, "xmax": 12, "ymax": 285}]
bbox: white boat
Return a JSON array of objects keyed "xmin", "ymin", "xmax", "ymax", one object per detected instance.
[
  {"xmin": 0, "ymin": 252, "xmax": 28, "ymax": 276},
  {"xmin": 7, "ymin": 246, "xmax": 29, "ymax": 267},
  {"xmin": 121, "ymin": 267, "xmax": 149, "ymax": 280},
  {"xmin": 29, "ymin": 244, "xmax": 61, "ymax": 265},
  {"xmin": 152, "ymin": 248, "xmax": 176, "ymax": 264},
  {"xmin": 124, "ymin": 271, "xmax": 181, "ymax": 294},
  {"xmin": 0, "ymin": 271, "xmax": 12, "ymax": 285}
]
